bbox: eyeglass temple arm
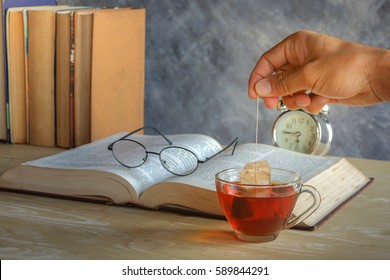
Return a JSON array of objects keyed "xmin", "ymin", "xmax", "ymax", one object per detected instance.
[
  {"xmin": 108, "ymin": 126, "xmax": 173, "ymax": 150},
  {"xmin": 200, "ymin": 137, "xmax": 238, "ymax": 163}
]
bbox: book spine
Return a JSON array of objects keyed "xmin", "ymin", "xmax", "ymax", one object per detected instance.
[{"xmin": 69, "ymin": 12, "xmax": 75, "ymax": 148}]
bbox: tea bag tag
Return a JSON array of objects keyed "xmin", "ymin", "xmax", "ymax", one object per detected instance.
[{"xmin": 240, "ymin": 160, "xmax": 271, "ymax": 185}]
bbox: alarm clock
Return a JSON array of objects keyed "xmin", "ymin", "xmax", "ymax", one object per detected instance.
[{"xmin": 272, "ymin": 101, "xmax": 333, "ymax": 155}]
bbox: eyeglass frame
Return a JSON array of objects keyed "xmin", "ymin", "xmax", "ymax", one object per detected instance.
[{"xmin": 107, "ymin": 126, "xmax": 238, "ymax": 176}]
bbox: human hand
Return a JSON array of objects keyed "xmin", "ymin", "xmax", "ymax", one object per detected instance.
[{"xmin": 248, "ymin": 30, "xmax": 390, "ymax": 114}]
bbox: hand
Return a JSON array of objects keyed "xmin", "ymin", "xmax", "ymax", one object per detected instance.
[{"xmin": 248, "ymin": 30, "xmax": 390, "ymax": 114}]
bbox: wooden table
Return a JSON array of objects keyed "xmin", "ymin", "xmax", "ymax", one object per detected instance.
[{"xmin": 1, "ymin": 143, "xmax": 390, "ymax": 260}]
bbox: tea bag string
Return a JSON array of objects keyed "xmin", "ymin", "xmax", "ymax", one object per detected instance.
[{"xmin": 256, "ymin": 97, "xmax": 260, "ymax": 153}]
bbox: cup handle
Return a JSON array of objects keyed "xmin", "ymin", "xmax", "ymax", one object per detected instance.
[{"xmin": 285, "ymin": 185, "xmax": 321, "ymax": 229}]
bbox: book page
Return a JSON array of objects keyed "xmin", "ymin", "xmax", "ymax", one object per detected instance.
[
  {"xmin": 292, "ymin": 158, "xmax": 370, "ymax": 226},
  {"xmin": 23, "ymin": 132, "xmax": 222, "ymax": 196},
  {"xmin": 163, "ymin": 143, "xmax": 340, "ymax": 190}
]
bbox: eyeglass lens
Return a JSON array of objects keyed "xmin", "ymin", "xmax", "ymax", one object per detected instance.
[
  {"xmin": 111, "ymin": 140, "xmax": 147, "ymax": 167},
  {"xmin": 159, "ymin": 147, "xmax": 198, "ymax": 176}
]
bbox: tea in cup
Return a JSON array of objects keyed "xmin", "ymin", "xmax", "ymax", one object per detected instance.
[{"xmin": 215, "ymin": 167, "xmax": 321, "ymax": 242}]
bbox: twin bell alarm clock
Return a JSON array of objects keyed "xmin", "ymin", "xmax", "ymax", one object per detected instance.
[{"xmin": 271, "ymin": 100, "xmax": 333, "ymax": 156}]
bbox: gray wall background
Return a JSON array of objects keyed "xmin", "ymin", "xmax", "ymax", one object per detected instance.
[{"xmin": 60, "ymin": 0, "xmax": 390, "ymax": 160}]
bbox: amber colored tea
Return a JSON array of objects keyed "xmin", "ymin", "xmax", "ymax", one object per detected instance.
[
  {"xmin": 216, "ymin": 168, "xmax": 321, "ymax": 242},
  {"xmin": 217, "ymin": 183, "xmax": 299, "ymax": 235}
]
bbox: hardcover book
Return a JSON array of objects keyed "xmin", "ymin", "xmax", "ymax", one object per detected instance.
[{"xmin": 89, "ymin": 8, "xmax": 145, "ymax": 141}]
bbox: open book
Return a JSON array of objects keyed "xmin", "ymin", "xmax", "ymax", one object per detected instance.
[{"xmin": 0, "ymin": 132, "xmax": 372, "ymax": 230}]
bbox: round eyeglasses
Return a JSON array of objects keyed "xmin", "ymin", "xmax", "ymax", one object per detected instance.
[
  {"xmin": 108, "ymin": 126, "xmax": 238, "ymax": 176},
  {"xmin": 110, "ymin": 139, "xmax": 201, "ymax": 176}
]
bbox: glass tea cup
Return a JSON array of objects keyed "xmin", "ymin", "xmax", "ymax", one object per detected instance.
[{"xmin": 215, "ymin": 167, "xmax": 321, "ymax": 242}]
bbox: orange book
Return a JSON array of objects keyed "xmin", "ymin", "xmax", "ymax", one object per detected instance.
[
  {"xmin": 90, "ymin": 8, "xmax": 145, "ymax": 141},
  {"xmin": 6, "ymin": 8, "xmax": 27, "ymax": 143},
  {"xmin": 73, "ymin": 10, "xmax": 94, "ymax": 147},
  {"xmin": 26, "ymin": 6, "xmax": 70, "ymax": 147},
  {"xmin": 55, "ymin": 7, "xmax": 92, "ymax": 148},
  {"xmin": 55, "ymin": 10, "xmax": 72, "ymax": 148},
  {"xmin": 0, "ymin": 1, "xmax": 6, "ymax": 141}
]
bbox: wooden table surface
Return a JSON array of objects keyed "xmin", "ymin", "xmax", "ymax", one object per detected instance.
[{"xmin": 0, "ymin": 143, "xmax": 390, "ymax": 260}]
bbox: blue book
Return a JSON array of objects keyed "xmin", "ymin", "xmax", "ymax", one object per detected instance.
[{"xmin": 1, "ymin": 0, "xmax": 57, "ymax": 142}]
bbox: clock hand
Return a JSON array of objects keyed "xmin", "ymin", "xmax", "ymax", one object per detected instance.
[
  {"xmin": 294, "ymin": 132, "xmax": 300, "ymax": 151},
  {"xmin": 295, "ymin": 138, "xmax": 300, "ymax": 151},
  {"xmin": 282, "ymin": 131, "xmax": 301, "ymax": 137}
]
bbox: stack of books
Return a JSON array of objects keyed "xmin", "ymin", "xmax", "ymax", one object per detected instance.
[{"xmin": 0, "ymin": 0, "xmax": 145, "ymax": 147}]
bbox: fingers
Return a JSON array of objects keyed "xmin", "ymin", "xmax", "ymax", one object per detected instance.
[
  {"xmin": 282, "ymin": 93, "xmax": 330, "ymax": 114},
  {"xmin": 248, "ymin": 57, "xmax": 278, "ymax": 100},
  {"xmin": 261, "ymin": 91, "xmax": 330, "ymax": 113},
  {"xmin": 248, "ymin": 34, "xmax": 296, "ymax": 100},
  {"xmin": 252, "ymin": 62, "xmax": 328, "ymax": 113},
  {"xmin": 255, "ymin": 67, "xmax": 316, "ymax": 98},
  {"xmin": 248, "ymin": 30, "xmax": 336, "ymax": 113},
  {"xmin": 262, "ymin": 97, "xmax": 280, "ymax": 109},
  {"xmin": 281, "ymin": 92, "xmax": 311, "ymax": 110},
  {"xmin": 306, "ymin": 94, "xmax": 330, "ymax": 113},
  {"xmin": 248, "ymin": 31, "xmax": 314, "ymax": 100}
]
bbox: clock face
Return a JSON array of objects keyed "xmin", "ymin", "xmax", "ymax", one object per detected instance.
[{"xmin": 273, "ymin": 110, "xmax": 320, "ymax": 154}]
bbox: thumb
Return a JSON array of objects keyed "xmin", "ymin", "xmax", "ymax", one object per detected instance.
[{"xmin": 255, "ymin": 69, "xmax": 311, "ymax": 98}]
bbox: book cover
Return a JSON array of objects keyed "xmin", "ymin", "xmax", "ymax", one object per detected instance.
[{"xmin": 90, "ymin": 8, "xmax": 145, "ymax": 141}]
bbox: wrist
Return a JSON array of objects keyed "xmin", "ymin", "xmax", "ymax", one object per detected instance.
[{"xmin": 367, "ymin": 47, "xmax": 390, "ymax": 102}]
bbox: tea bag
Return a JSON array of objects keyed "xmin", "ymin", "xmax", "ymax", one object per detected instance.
[
  {"xmin": 231, "ymin": 160, "xmax": 271, "ymax": 219},
  {"xmin": 240, "ymin": 160, "xmax": 271, "ymax": 185}
]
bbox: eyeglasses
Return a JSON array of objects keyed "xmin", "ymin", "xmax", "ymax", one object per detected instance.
[{"xmin": 107, "ymin": 126, "xmax": 238, "ymax": 176}]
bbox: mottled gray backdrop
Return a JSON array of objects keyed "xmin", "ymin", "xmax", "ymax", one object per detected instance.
[{"xmin": 61, "ymin": 0, "xmax": 390, "ymax": 160}]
